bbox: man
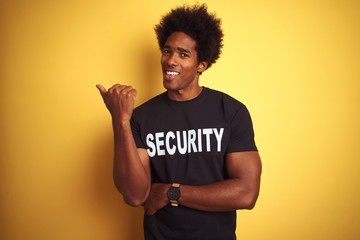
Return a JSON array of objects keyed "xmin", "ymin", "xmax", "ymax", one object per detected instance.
[{"xmin": 97, "ymin": 4, "xmax": 261, "ymax": 240}]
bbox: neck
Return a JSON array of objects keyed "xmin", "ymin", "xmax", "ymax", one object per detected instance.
[{"xmin": 167, "ymin": 85, "xmax": 203, "ymax": 101}]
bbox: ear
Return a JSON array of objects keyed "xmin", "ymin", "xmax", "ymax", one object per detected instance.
[{"xmin": 197, "ymin": 61, "xmax": 208, "ymax": 74}]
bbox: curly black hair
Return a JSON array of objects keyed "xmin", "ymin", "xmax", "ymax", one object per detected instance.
[{"xmin": 154, "ymin": 3, "xmax": 224, "ymax": 70}]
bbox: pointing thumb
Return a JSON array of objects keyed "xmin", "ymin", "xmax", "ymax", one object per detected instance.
[{"xmin": 96, "ymin": 84, "xmax": 107, "ymax": 98}]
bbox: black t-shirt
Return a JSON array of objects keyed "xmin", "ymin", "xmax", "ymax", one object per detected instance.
[{"xmin": 131, "ymin": 87, "xmax": 257, "ymax": 240}]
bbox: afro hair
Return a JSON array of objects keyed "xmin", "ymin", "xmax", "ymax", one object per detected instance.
[{"xmin": 154, "ymin": 4, "xmax": 224, "ymax": 70}]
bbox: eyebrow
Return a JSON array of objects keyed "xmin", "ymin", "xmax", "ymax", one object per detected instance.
[
  {"xmin": 163, "ymin": 45, "xmax": 192, "ymax": 54},
  {"xmin": 177, "ymin": 47, "xmax": 191, "ymax": 54}
]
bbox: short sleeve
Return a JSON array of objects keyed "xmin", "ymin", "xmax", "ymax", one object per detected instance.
[
  {"xmin": 226, "ymin": 105, "xmax": 257, "ymax": 153},
  {"xmin": 130, "ymin": 116, "xmax": 146, "ymax": 149}
]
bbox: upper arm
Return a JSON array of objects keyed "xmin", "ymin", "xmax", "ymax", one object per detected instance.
[{"xmin": 226, "ymin": 151, "xmax": 262, "ymax": 204}]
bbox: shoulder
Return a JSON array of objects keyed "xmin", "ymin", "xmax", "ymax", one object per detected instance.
[
  {"xmin": 205, "ymin": 87, "xmax": 245, "ymax": 106},
  {"xmin": 133, "ymin": 92, "xmax": 167, "ymax": 115},
  {"xmin": 204, "ymin": 87, "xmax": 248, "ymax": 116}
]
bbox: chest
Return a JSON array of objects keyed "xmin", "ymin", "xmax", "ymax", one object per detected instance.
[{"xmin": 140, "ymin": 105, "xmax": 231, "ymax": 158}]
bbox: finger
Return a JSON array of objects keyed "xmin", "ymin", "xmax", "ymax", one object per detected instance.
[
  {"xmin": 144, "ymin": 204, "xmax": 151, "ymax": 215},
  {"xmin": 121, "ymin": 87, "xmax": 137, "ymax": 100},
  {"xmin": 112, "ymin": 83, "xmax": 121, "ymax": 88},
  {"xmin": 146, "ymin": 209, "xmax": 156, "ymax": 216},
  {"xmin": 130, "ymin": 89, "xmax": 137, "ymax": 98},
  {"xmin": 109, "ymin": 83, "xmax": 122, "ymax": 90},
  {"xmin": 130, "ymin": 89, "xmax": 137, "ymax": 100},
  {"xmin": 120, "ymin": 86, "xmax": 134, "ymax": 95},
  {"xmin": 96, "ymin": 84, "xmax": 107, "ymax": 98},
  {"xmin": 109, "ymin": 84, "xmax": 125, "ymax": 94}
]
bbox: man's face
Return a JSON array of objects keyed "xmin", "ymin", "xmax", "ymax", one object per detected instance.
[{"xmin": 161, "ymin": 32, "xmax": 207, "ymax": 94}]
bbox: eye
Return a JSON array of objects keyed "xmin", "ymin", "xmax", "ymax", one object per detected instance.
[
  {"xmin": 162, "ymin": 49, "xmax": 171, "ymax": 55},
  {"xmin": 180, "ymin": 53, "xmax": 189, "ymax": 58}
]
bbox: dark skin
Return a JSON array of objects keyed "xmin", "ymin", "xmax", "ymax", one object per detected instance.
[{"xmin": 97, "ymin": 32, "xmax": 262, "ymax": 215}]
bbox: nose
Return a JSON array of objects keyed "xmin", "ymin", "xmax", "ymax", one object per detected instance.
[{"xmin": 165, "ymin": 53, "xmax": 178, "ymax": 67}]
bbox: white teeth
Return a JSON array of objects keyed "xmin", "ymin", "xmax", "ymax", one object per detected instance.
[{"xmin": 166, "ymin": 71, "xmax": 179, "ymax": 75}]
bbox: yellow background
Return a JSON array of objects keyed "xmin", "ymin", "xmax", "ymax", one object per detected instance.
[{"xmin": 1, "ymin": 0, "xmax": 359, "ymax": 239}]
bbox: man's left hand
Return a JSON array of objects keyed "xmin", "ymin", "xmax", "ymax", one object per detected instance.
[{"xmin": 144, "ymin": 183, "xmax": 170, "ymax": 215}]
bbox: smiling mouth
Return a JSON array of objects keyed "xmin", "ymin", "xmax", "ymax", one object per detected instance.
[
  {"xmin": 164, "ymin": 70, "xmax": 180, "ymax": 81},
  {"xmin": 165, "ymin": 71, "xmax": 180, "ymax": 76}
]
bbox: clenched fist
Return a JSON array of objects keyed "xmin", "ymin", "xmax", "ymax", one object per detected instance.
[{"xmin": 96, "ymin": 84, "xmax": 137, "ymax": 124}]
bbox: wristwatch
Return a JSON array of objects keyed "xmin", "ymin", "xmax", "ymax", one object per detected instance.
[{"xmin": 167, "ymin": 183, "xmax": 181, "ymax": 207}]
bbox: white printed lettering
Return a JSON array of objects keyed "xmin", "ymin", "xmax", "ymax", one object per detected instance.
[
  {"xmin": 145, "ymin": 128, "xmax": 224, "ymax": 157},
  {"xmin": 166, "ymin": 131, "xmax": 176, "ymax": 155},
  {"xmin": 188, "ymin": 129, "xmax": 197, "ymax": 153},
  {"xmin": 146, "ymin": 133, "xmax": 156, "ymax": 157},
  {"xmin": 202, "ymin": 128, "xmax": 213, "ymax": 152},
  {"xmin": 213, "ymin": 128, "xmax": 224, "ymax": 152},
  {"xmin": 176, "ymin": 131, "xmax": 187, "ymax": 154},
  {"xmin": 197, "ymin": 129, "xmax": 202, "ymax": 152},
  {"xmin": 155, "ymin": 132, "xmax": 165, "ymax": 156}
]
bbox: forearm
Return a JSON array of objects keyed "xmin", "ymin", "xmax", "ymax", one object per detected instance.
[
  {"xmin": 178, "ymin": 178, "xmax": 259, "ymax": 212},
  {"xmin": 145, "ymin": 152, "xmax": 262, "ymax": 215},
  {"xmin": 144, "ymin": 179, "xmax": 260, "ymax": 215},
  {"xmin": 113, "ymin": 120, "xmax": 150, "ymax": 206}
]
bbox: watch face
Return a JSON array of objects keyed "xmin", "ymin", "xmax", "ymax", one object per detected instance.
[{"xmin": 168, "ymin": 187, "xmax": 181, "ymax": 200}]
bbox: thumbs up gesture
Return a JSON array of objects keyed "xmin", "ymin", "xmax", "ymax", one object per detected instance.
[{"xmin": 96, "ymin": 84, "xmax": 137, "ymax": 124}]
